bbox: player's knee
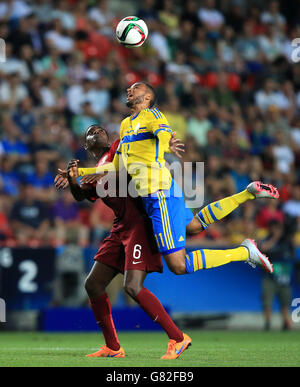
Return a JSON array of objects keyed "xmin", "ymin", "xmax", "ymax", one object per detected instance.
[
  {"xmin": 167, "ymin": 261, "xmax": 186, "ymax": 275},
  {"xmin": 123, "ymin": 281, "xmax": 141, "ymax": 299},
  {"xmin": 84, "ymin": 276, "xmax": 105, "ymax": 297}
]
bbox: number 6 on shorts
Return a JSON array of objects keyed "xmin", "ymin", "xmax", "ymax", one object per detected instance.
[{"xmin": 133, "ymin": 244, "xmax": 142, "ymax": 259}]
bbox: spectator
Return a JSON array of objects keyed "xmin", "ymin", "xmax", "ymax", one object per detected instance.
[
  {"xmin": 249, "ymin": 119, "xmax": 271, "ymax": 156},
  {"xmin": 0, "ymin": 0, "xmax": 32, "ymax": 22},
  {"xmin": 207, "ymin": 72, "xmax": 236, "ymax": 109},
  {"xmin": 166, "ymin": 51, "xmax": 196, "ymax": 85},
  {"xmin": 260, "ymin": 220, "xmax": 293, "ymax": 330},
  {"xmin": 258, "ymin": 22, "xmax": 284, "ymax": 62},
  {"xmin": 187, "ymin": 106, "xmax": 213, "ymax": 146},
  {"xmin": 260, "ymin": 1, "xmax": 286, "ymax": 31},
  {"xmin": 71, "ymin": 102, "xmax": 100, "ymax": 137},
  {"xmin": 12, "ymin": 97, "xmax": 36, "ymax": 136},
  {"xmin": 272, "ymin": 130, "xmax": 295, "ymax": 175},
  {"xmin": 190, "ymin": 27, "xmax": 216, "ymax": 72},
  {"xmin": 0, "ymin": 42, "xmax": 31, "ymax": 80},
  {"xmin": 40, "ymin": 76, "xmax": 67, "ymax": 113},
  {"xmin": 225, "ymin": 2, "xmax": 245, "ymax": 34},
  {"xmin": 149, "ymin": 21, "xmax": 171, "ymax": 62},
  {"xmin": 163, "ymin": 96, "xmax": 187, "ymax": 140},
  {"xmin": 0, "ymin": 72, "xmax": 28, "ymax": 111},
  {"xmin": 255, "ymin": 78, "xmax": 290, "ymax": 113},
  {"xmin": 10, "ymin": 183, "xmax": 51, "ymax": 245},
  {"xmin": 158, "ymin": 0, "xmax": 180, "ymax": 38},
  {"xmin": 52, "ymin": 190, "xmax": 89, "ymax": 246},
  {"xmin": 0, "ymin": 193, "xmax": 13, "ymax": 244},
  {"xmin": 24, "ymin": 158, "xmax": 55, "ymax": 201},
  {"xmin": 0, "ymin": 156, "xmax": 19, "ymax": 197},
  {"xmin": 137, "ymin": 0, "xmax": 159, "ymax": 27},
  {"xmin": 175, "ymin": 19, "xmax": 195, "ymax": 57},
  {"xmin": 89, "ymin": 198, "xmax": 114, "ymax": 245},
  {"xmin": 217, "ymin": 26, "xmax": 237, "ymax": 66},
  {"xmin": 51, "ymin": 0, "xmax": 75, "ymax": 31},
  {"xmin": 7, "ymin": 16, "xmax": 38, "ymax": 56},
  {"xmin": 88, "ymin": 0, "xmax": 115, "ymax": 37},
  {"xmin": 282, "ymin": 183, "xmax": 300, "ymax": 220},
  {"xmin": 44, "ymin": 18, "xmax": 74, "ymax": 54},
  {"xmin": 197, "ymin": 0, "xmax": 225, "ymax": 40},
  {"xmin": 229, "ymin": 157, "xmax": 251, "ymax": 193},
  {"xmin": 66, "ymin": 77, "xmax": 110, "ymax": 116},
  {"xmin": 256, "ymin": 200, "xmax": 285, "ymax": 229},
  {"xmin": 181, "ymin": 0, "xmax": 200, "ymax": 29},
  {"xmin": 0, "ymin": 115, "xmax": 29, "ymax": 161},
  {"xmin": 235, "ymin": 21, "xmax": 261, "ymax": 63},
  {"xmin": 35, "ymin": 46, "xmax": 67, "ymax": 79}
]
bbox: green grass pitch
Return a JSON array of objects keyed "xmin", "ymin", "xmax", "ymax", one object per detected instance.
[{"xmin": 0, "ymin": 330, "xmax": 300, "ymax": 367}]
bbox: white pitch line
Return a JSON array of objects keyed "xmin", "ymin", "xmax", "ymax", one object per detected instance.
[{"xmin": 1, "ymin": 347, "xmax": 99, "ymax": 351}]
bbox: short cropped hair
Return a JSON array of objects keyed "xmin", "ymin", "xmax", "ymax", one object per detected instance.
[
  {"xmin": 84, "ymin": 124, "xmax": 108, "ymax": 148},
  {"xmin": 139, "ymin": 81, "xmax": 157, "ymax": 108}
]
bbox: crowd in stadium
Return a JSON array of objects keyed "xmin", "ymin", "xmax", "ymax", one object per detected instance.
[{"xmin": 0, "ymin": 0, "xmax": 299, "ymax": 259}]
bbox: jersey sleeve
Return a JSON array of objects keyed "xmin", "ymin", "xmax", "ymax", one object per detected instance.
[
  {"xmin": 78, "ymin": 154, "xmax": 121, "ymax": 176},
  {"xmin": 147, "ymin": 109, "xmax": 173, "ymax": 153},
  {"xmin": 147, "ymin": 109, "xmax": 173, "ymax": 137}
]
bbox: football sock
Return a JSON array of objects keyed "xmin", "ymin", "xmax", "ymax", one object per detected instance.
[
  {"xmin": 135, "ymin": 287, "xmax": 184, "ymax": 343},
  {"xmin": 89, "ymin": 293, "xmax": 120, "ymax": 351},
  {"xmin": 196, "ymin": 190, "xmax": 254, "ymax": 230},
  {"xmin": 185, "ymin": 247, "xmax": 249, "ymax": 273}
]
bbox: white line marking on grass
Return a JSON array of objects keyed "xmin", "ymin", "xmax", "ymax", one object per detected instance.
[{"xmin": 1, "ymin": 348, "xmax": 99, "ymax": 351}]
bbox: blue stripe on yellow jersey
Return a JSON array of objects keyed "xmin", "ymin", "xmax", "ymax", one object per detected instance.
[{"xmin": 119, "ymin": 108, "xmax": 173, "ymax": 196}]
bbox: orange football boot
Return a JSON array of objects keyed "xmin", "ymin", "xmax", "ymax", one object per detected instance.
[
  {"xmin": 161, "ymin": 333, "xmax": 192, "ymax": 359},
  {"xmin": 86, "ymin": 345, "xmax": 125, "ymax": 358}
]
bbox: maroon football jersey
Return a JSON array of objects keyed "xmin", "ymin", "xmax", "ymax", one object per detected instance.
[{"xmin": 93, "ymin": 140, "xmax": 147, "ymax": 233}]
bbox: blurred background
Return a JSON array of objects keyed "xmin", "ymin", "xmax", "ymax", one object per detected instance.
[{"xmin": 0, "ymin": 0, "xmax": 300, "ymax": 333}]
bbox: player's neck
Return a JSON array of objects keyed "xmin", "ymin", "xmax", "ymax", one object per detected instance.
[
  {"xmin": 93, "ymin": 145, "xmax": 110, "ymax": 161},
  {"xmin": 130, "ymin": 103, "xmax": 148, "ymax": 117}
]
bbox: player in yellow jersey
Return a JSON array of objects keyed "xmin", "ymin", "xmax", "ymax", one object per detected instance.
[{"xmin": 79, "ymin": 82, "xmax": 279, "ymax": 276}]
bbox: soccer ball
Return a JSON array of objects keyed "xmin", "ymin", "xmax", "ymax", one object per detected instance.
[{"xmin": 116, "ymin": 16, "xmax": 148, "ymax": 48}]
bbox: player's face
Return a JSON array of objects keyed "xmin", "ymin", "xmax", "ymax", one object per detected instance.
[
  {"xmin": 86, "ymin": 126, "xmax": 108, "ymax": 150},
  {"xmin": 126, "ymin": 83, "xmax": 149, "ymax": 108}
]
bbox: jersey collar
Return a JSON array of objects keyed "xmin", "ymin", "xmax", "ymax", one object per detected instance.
[{"xmin": 131, "ymin": 111, "xmax": 141, "ymax": 121}]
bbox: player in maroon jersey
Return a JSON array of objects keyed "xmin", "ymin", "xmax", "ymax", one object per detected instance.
[{"xmin": 55, "ymin": 124, "xmax": 191, "ymax": 359}]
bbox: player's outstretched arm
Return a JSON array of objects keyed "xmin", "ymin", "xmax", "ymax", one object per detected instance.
[{"xmin": 79, "ymin": 151, "xmax": 123, "ymax": 184}]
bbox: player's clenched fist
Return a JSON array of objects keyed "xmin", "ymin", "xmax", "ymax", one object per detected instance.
[{"xmin": 67, "ymin": 159, "xmax": 79, "ymax": 180}]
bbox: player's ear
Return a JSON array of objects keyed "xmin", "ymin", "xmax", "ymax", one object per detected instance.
[{"xmin": 145, "ymin": 92, "xmax": 151, "ymax": 104}]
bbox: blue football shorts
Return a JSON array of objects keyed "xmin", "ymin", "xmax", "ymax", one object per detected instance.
[{"xmin": 141, "ymin": 179, "xmax": 194, "ymax": 255}]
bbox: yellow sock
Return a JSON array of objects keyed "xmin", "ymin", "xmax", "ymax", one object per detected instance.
[
  {"xmin": 185, "ymin": 247, "xmax": 249, "ymax": 273},
  {"xmin": 197, "ymin": 190, "xmax": 254, "ymax": 229}
]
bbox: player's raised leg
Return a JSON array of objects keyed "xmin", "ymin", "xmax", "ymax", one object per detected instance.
[
  {"xmin": 164, "ymin": 241, "xmax": 273, "ymax": 275},
  {"xmin": 143, "ymin": 180, "xmax": 273, "ymax": 275},
  {"xmin": 189, "ymin": 182, "xmax": 279, "ymax": 233},
  {"xmin": 85, "ymin": 261, "xmax": 125, "ymax": 358}
]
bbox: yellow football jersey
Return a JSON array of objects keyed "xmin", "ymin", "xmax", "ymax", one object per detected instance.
[{"xmin": 118, "ymin": 108, "xmax": 173, "ymax": 195}]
